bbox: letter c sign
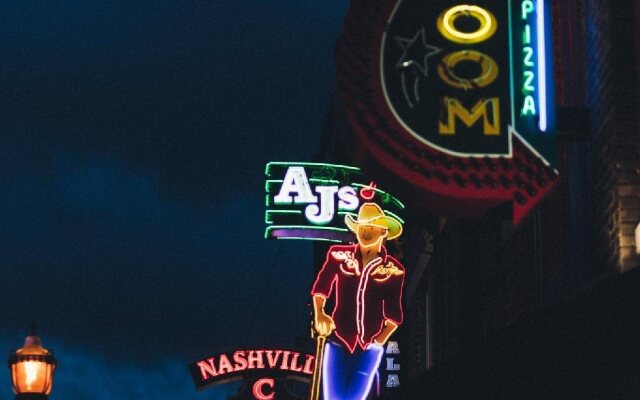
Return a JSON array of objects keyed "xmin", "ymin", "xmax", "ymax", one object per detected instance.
[{"xmin": 252, "ymin": 378, "xmax": 275, "ymax": 400}]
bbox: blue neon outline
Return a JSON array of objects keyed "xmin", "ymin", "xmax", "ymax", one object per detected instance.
[
  {"xmin": 537, "ymin": 0, "xmax": 547, "ymax": 132},
  {"xmin": 322, "ymin": 343, "xmax": 384, "ymax": 400}
]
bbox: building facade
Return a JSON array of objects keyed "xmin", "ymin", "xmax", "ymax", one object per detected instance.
[{"xmin": 315, "ymin": 0, "xmax": 640, "ymax": 398}]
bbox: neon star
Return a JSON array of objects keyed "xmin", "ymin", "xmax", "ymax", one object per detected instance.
[{"xmin": 395, "ymin": 28, "xmax": 442, "ymax": 77}]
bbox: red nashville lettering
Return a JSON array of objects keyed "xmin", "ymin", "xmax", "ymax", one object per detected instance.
[
  {"xmin": 252, "ymin": 378, "xmax": 275, "ymax": 400},
  {"xmin": 233, "ymin": 351, "xmax": 248, "ymax": 372},
  {"xmin": 247, "ymin": 350, "xmax": 265, "ymax": 369},
  {"xmin": 280, "ymin": 351, "xmax": 291, "ymax": 371},
  {"xmin": 197, "ymin": 357, "xmax": 218, "ymax": 380},
  {"xmin": 265, "ymin": 350, "xmax": 282, "ymax": 368},
  {"xmin": 194, "ymin": 349, "xmax": 315, "ymax": 383},
  {"xmin": 218, "ymin": 354, "xmax": 234, "ymax": 375},
  {"xmin": 289, "ymin": 352, "xmax": 304, "ymax": 372},
  {"xmin": 302, "ymin": 354, "xmax": 315, "ymax": 375}
]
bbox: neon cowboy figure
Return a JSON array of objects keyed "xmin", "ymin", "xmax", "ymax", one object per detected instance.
[{"xmin": 311, "ymin": 202, "xmax": 405, "ymax": 400}]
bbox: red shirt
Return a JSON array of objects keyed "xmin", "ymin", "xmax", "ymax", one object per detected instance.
[{"xmin": 311, "ymin": 244, "xmax": 405, "ymax": 353}]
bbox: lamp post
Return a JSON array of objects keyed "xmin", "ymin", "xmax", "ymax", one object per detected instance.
[{"xmin": 8, "ymin": 326, "xmax": 57, "ymax": 400}]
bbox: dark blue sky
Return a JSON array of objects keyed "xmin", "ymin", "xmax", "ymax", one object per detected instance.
[{"xmin": 0, "ymin": 1, "xmax": 348, "ymax": 398}]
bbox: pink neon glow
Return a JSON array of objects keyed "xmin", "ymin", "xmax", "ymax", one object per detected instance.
[
  {"xmin": 194, "ymin": 349, "xmax": 314, "ymax": 381},
  {"xmin": 252, "ymin": 378, "xmax": 275, "ymax": 400},
  {"xmin": 311, "ymin": 246, "xmax": 405, "ymax": 353},
  {"xmin": 357, "ymin": 257, "xmax": 383, "ymax": 344},
  {"xmin": 359, "ymin": 182, "xmax": 377, "ymax": 200}
]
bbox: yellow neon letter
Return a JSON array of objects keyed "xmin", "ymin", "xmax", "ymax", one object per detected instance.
[
  {"xmin": 439, "ymin": 97, "xmax": 501, "ymax": 135},
  {"xmin": 437, "ymin": 50, "xmax": 499, "ymax": 90},
  {"xmin": 437, "ymin": 5, "xmax": 497, "ymax": 44}
]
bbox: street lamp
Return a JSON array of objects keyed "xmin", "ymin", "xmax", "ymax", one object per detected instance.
[{"xmin": 8, "ymin": 326, "xmax": 57, "ymax": 400}]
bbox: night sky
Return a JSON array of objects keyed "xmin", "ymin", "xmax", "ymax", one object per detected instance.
[{"xmin": 0, "ymin": 1, "xmax": 348, "ymax": 398}]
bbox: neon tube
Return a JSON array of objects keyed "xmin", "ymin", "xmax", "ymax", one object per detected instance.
[{"xmin": 537, "ymin": 0, "xmax": 547, "ymax": 132}]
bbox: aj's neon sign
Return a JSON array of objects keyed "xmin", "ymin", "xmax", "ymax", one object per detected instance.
[{"xmin": 265, "ymin": 162, "xmax": 404, "ymax": 242}]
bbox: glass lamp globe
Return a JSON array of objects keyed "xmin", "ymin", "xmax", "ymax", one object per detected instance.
[{"xmin": 8, "ymin": 330, "xmax": 56, "ymax": 399}]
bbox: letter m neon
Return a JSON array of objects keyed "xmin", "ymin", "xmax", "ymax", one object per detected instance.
[{"xmin": 438, "ymin": 97, "xmax": 500, "ymax": 135}]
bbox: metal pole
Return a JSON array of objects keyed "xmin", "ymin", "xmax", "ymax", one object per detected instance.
[{"xmin": 309, "ymin": 335, "xmax": 326, "ymax": 400}]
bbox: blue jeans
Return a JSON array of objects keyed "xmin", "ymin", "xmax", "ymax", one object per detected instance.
[{"xmin": 322, "ymin": 340, "xmax": 384, "ymax": 400}]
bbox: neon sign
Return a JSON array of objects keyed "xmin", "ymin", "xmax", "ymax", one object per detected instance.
[
  {"xmin": 188, "ymin": 349, "xmax": 314, "ymax": 393},
  {"xmin": 310, "ymin": 201, "xmax": 406, "ymax": 400},
  {"xmin": 383, "ymin": 2, "xmax": 510, "ymax": 157},
  {"xmin": 273, "ymin": 166, "xmax": 359, "ymax": 225},
  {"xmin": 335, "ymin": 0, "xmax": 558, "ymax": 224},
  {"xmin": 513, "ymin": 0, "xmax": 550, "ymax": 132},
  {"xmin": 510, "ymin": 0, "xmax": 555, "ymax": 139},
  {"xmin": 265, "ymin": 162, "xmax": 404, "ymax": 242},
  {"xmin": 519, "ymin": 1, "xmax": 537, "ymax": 118},
  {"xmin": 252, "ymin": 378, "xmax": 275, "ymax": 400},
  {"xmin": 383, "ymin": 341, "xmax": 401, "ymax": 389}
]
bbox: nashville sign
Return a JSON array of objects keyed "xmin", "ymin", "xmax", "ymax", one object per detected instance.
[
  {"xmin": 189, "ymin": 349, "xmax": 315, "ymax": 392},
  {"xmin": 336, "ymin": 0, "xmax": 558, "ymax": 224}
]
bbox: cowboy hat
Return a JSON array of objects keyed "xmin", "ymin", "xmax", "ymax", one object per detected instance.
[{"xmin": 345, "ymin": 202, "xmax": 403, "ymax": 240}]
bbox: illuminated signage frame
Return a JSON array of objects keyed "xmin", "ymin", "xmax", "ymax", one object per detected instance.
[
  {"xmin": 380, "ymin": 1, "xmax": 512, "ymax": 159},
  {"xmin": 309, "ymin": 200, "xmax": 407, "ymax": 400},
  {"xmin": 383, "ymin": 341, "xmax": 401, "ymax": 389},
  {"xmin": 508, "ymin": 0, "xmax": 556, "ymax": 166},
  {"xmin": 334, "ymin": 0, "xmax": 559, "ymax": 224},
  {"xmin": 189, "ymin": 349, "xmax": 315, "ymax": 392},
  {"xmin": 265, "ymin": 162, "xmax": 404, "ymax": 242}
]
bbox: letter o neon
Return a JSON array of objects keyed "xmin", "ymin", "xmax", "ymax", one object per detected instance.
[
  {"xmin": 437, "ymin": 5, "xmax": 497, "ymax": 44},
  {"xmin": 437, "ymin": 50, "xmax": 499, "ymax": 90},
  {"xmin": 252, "ymin": 378, "xmax": 275, "ymax": 400}
]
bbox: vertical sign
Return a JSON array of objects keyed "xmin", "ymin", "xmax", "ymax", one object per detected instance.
[
  {"xmin": 510, "ymin": 0, "xmax": 556, "ymax": 165},
  {"xmin": 384, "ymin": 341, "xmax": 401, "ymax": 389}
]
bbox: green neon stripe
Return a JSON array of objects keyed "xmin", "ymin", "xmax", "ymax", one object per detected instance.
[
  {"xmin": 267, "ymin": 178, "xmax": 340, "ymax": 186},
  {"xmin": 265, "ymin": 162, "xmax": 361, "ymax": 176},
  {"xmin": 351, "ymin": 183, "xmax": 405, "ymax": 209},
  {"xmin": 384, "ymin": 210, "xmax": 405, "ymax": 225},
  {"xmin": 338, "ymin": 210, "xmax": 402, "ymax": 224},
  {"xmin": 265, "ymin": 209, "xmax": 303, "ymax": 224},
  {"xmin": 309, "ymin": 179, "xmax": 340, "ymax": 185},
  {"xmin": 265, "ymin": 180, "xmax": 277, "ymax": 192},
  {"xmin": 508, "ymin": 0, "xmax": 516, "ymax": 126},
  {"xmin": 337, "ymin": 211, "xmax": 358, "ymax": 216}
]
